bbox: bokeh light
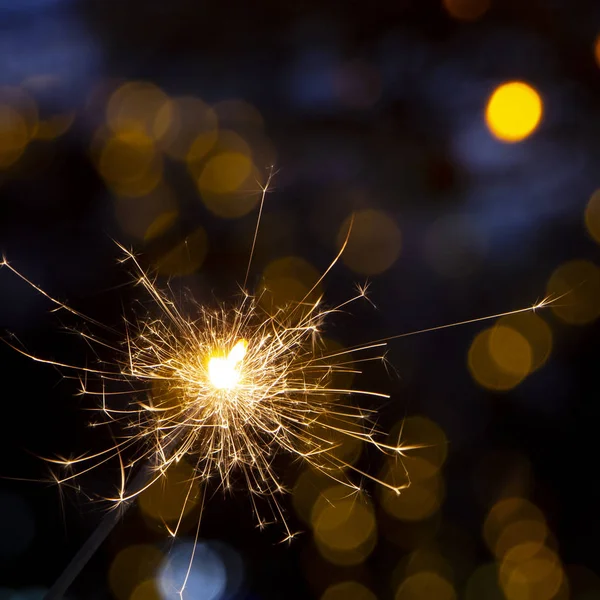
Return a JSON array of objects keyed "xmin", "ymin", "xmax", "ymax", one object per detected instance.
[
  {"xmin": 496, "ymin": 312, "xmax": 552, "ymax": 372},
  {"xmin": 114, "ymin": 185, "xmax": 178, "ymax": 241},
  {"xmin": 485, "ymin": 82, "xmax": 543, "ymax": 143},
  {"xmin": 107, "ymin": 81, "xmax": 172, "ymax": 141},
  {"xmin": 311, "ymin": 486, "xmax": 377, "ymax": 566},
  {"xmin": 138, "ymin": 459, "xmax": 200, "ymax": 524},
  {"xmin": 443, "ymin": 0, "xmax": 490, "ymax": 21},
  {"xmin": 380, "ymin": 457, "xmax": 445, "ymax": 521},
  {"xmin": 547, "ymin": 259, "xmax": 600, "ymax": 324},
  {"xmin": 321, "ymin": 581, "xmax": 376, "ymax": 600},
  {"xmin": 584, "ymin": 189, "xmax": 600, "ymax": 244},
  {"xmin": 465, "ymin": 563, "xmax": 504, "ymax": 600},
  {"xmin": 468, "ymin": 325, "xmax": 533, "ymax": 391},
  {"xmin": 154, "ymin": 227, "xmax": 208, "ymax": 277},
  {"xmin": 483, "ymin": 497, "xmax": 546, "ymax": 555},
  {"xmin": 158, "ymin": 541, "xmax": 227, "ymax": 600},
  {"xmin": 260, "ymin": 256, "xmax": 321, "ymax": 309},
  {"xmin": 337, "ymin": 209, "xmax": 401, "ymax": 275},
  {"xmin": 130, "ymin": 579, "xmax": 161, "ymax": 600},
  {"xmin": 98, "ymin": 129, "xmax": 162, "ymax": 197},
  {"xmin": 395, "ymin": 571, "xmax": 456, "ymax": 600},
  {"xmin": 108, "ymin": 544, "xmax": 163, "ymax": 600}
]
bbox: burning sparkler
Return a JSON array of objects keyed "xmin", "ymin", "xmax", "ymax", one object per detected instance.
[{"xmin": 1, "ymin": 173, "xmax": 558, "ymax": 599}]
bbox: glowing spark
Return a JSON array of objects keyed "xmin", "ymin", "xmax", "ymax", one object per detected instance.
[{"xmin": 207, "ymin": 339, "xmax": 248, "ymax": 390}]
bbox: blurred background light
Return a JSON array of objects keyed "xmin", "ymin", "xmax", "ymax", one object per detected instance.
[
  {"xmin": 337, "ymin": 209, "xmax": 401, "ymax": 275},
  {"xmin": 546, "ymin": 259, "xmax": 600, "ymax": 325},
  {"xmin": 395, "ymin": 571, "xmax": 456, "ymax": 600},
  {"xmin": 139, "ymin": 459, "xmax": 200, "ymax": 525},
  {"xmin": 108, "ymin": 544, "xmax": 163, "ymax": 600},
  {"xmin": 485, "ymin": 82, "xmax": 543, "ymax": 143},
  {"xmin": 320, "ymin": 581, "xmax": 376, "ymax": 600},
  {"xmin": 158, "ymin": 541, "xmax": 227, "ymax": 600},
  {"xmin": 311, "ymin": 486, "xmax": 377, "ymax": 566},
  {"xmin": 443, "ymin": 0, "xmax": 490, "ymax": 22},
  {"xmin": 584, "ymin": 189, "xmax": 600, "ymax": 245}
]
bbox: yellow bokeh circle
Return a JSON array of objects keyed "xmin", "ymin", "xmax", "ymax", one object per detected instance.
[
  {"xmin": 468, "ymin": 326, "xmax": 533, "ymax": 391},
  {"xmin": 485, "ymin": 82, "xmax": 543, "ymax": 143},
  {"xmin": 585, "ymin": 189, "xmax": 600, "ymax": 245},
  {"xmin": 321, "ymin": 581, "xmax": 376, "ymax": 600},
  {"xmin": 547, "ymin": 259, "xmax": 600, "ymax": 325},
  {"xmin": 396, "ymin": 571, "xmax": 456, "ymax": 600},
  {"xmin": 337, "ymin": 209, "xmax": 402, "ymax": 275}
]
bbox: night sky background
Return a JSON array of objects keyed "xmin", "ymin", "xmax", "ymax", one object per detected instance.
[{"xmin": 0, "ymin": 1, "xmax": 600, "ymax": 599}]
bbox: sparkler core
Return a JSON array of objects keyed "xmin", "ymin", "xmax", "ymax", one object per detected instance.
[{"xmin": 207, "ymin": 339, "xmax": 248, "ymax": 390}]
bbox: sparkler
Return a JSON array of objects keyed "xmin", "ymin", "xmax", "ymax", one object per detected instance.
[{"xmin": 1, "ymin": 173, "xmax": 558, "ymax": 599}]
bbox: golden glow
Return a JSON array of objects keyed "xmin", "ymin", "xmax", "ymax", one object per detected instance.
[
  {"xmin": 585, "ymin": 189, "xmax": 600, "ymax": 244},
  {"xmin": 594, "ymin": 35, "xmax": 600, "ymax": 68},
  {"xmin": 396, "ymin": 572, "xmax": 456, "ymax": 600},
  {"xmin": 108, "ymin": 545, "xmax": 163, "ymax": 600},
  {"xmin": 547, "ymin": 259, "xmax": 600, "ymax": 324},
  {"xmin": 443, "ymin": 0, "xmax": 490, "ymax": 21},
  {"xmin": 337, "ymin": 209, "xmax": 402, "ymax": 275},
  {"xmin": 485, "ymin": 82, "xmax": 543, "ymax": 143},
  {"xmin": 468, "ymin": 325, "xmax": 533, "ymax": 391},
  {"xmin": 208, "ymin": 339, "xmax": 248, "ymax": 390},
  {"xmin": 321, "ymin": 581, "xmax": 376, "ymax": 600}
]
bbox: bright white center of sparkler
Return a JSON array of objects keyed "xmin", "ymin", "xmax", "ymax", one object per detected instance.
[{"xmin": 207, "ymin": 339, "xmax": 248, "ymax": 390}]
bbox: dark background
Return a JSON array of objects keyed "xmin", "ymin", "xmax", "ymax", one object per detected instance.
[{"xmin": 0, "ymin": 0, "xmax": 599, "ymax": 598}]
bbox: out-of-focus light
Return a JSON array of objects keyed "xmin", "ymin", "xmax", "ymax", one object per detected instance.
[
  {"xmin": 153, "ymin": 227, "xmax": 208, "ymax": 277},
  {"xmin": 584, "ymin": 189, "xmax": 600, "ymax": 245},
  {"xmin": 199, "ymin": 152, "xmax": 253, "ymax": 194},
  {"xmin": 496, "ymin": 313, "xmax": 552, "ymax": 373},
  {"xmin": 138, "ymin": 459, "xmax": 200, "ymax": 524},
  {"xmin": 494, "ymin": 519, "xmax": 548, "ymax": 560},
  {"xmin": 0, "ymin": 493, "xmax": 35, "ymax": 560},
  {"xmin": 468, "ymin": 326, "xmax": 532, "ymax": 391},
  {"xmin": 292, "ymin": 468, "xmax": 334, "ymax": 525},
  {"xmin": 337, "ymin": 209, "xmax": 401, "ymax": 275},
  {"xmin": 395, "ymin": 571, "xmax": 456, "ymax": 600},
  {"xmin": 379, "ymin": 457, "xmax": 445, "ymax": 521},
  {"xmin": 161, "ymin": 96, "xmax": 218, "ymax": 160},
  {"xmin": 594, "ymin": 35, "xmax": 600, "ymax": 68},
  {"xmin": 130, "ymin": 579, "xmax": 160, "ymax": 600},
  {"xmin": 483, "ymin": 497, "xmax": 545, "ymax": 555},
  {"xmin": 311, "ymin": 486, "xmax": 377, "ymax": 565},
  {"xmin": 321, "ymin": 581, "xmax": 377, "ymax": 600},
  {"xmin": 485, "ymin": 82, "xmax": 542, "ymax": 143},
  {"xmin": 402, "ymin": 547, "xmax": 453, "ymax": 583},
  {"xmin": 34, "ymin": 112, "xmax": 74, "ymax": 140},
  {"xmin": 260, "ymin": 256, "xmax": 321, "ymax": 310},
  {"xmin": 158, "ymin": 541, "xmax": 227, "ymax": 600},
  {"xmin": 98, "ymin": 129, "xmax": 162, "ymax": 197},
  {"xmin": 114, "ymin": 185, "xmax": 178, "ymax": 242},
  {"xmin": 465, "ymin": 564, "xmax": 504, "ymax": 600},
  {"xmin": 107, "ymin": 81, "xmax": 172, "ymax": 141},
  {"xmin": 499, "ymin": 544, "xmax": 564, "ymax": 600},
  {"xmin": 443, "ymin": 0, "xmax": 490, "ymax": 21},
  {"xmin": 109, "ymin": 544, "xmax": 163, "ymax": 600},
  {"xmin": 0, "ymin": 92, "xmax": 35, "ymax": 168},
  {"xmin": 547, "ymin": 260, "xmax": 600, "ymax": 325}
]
